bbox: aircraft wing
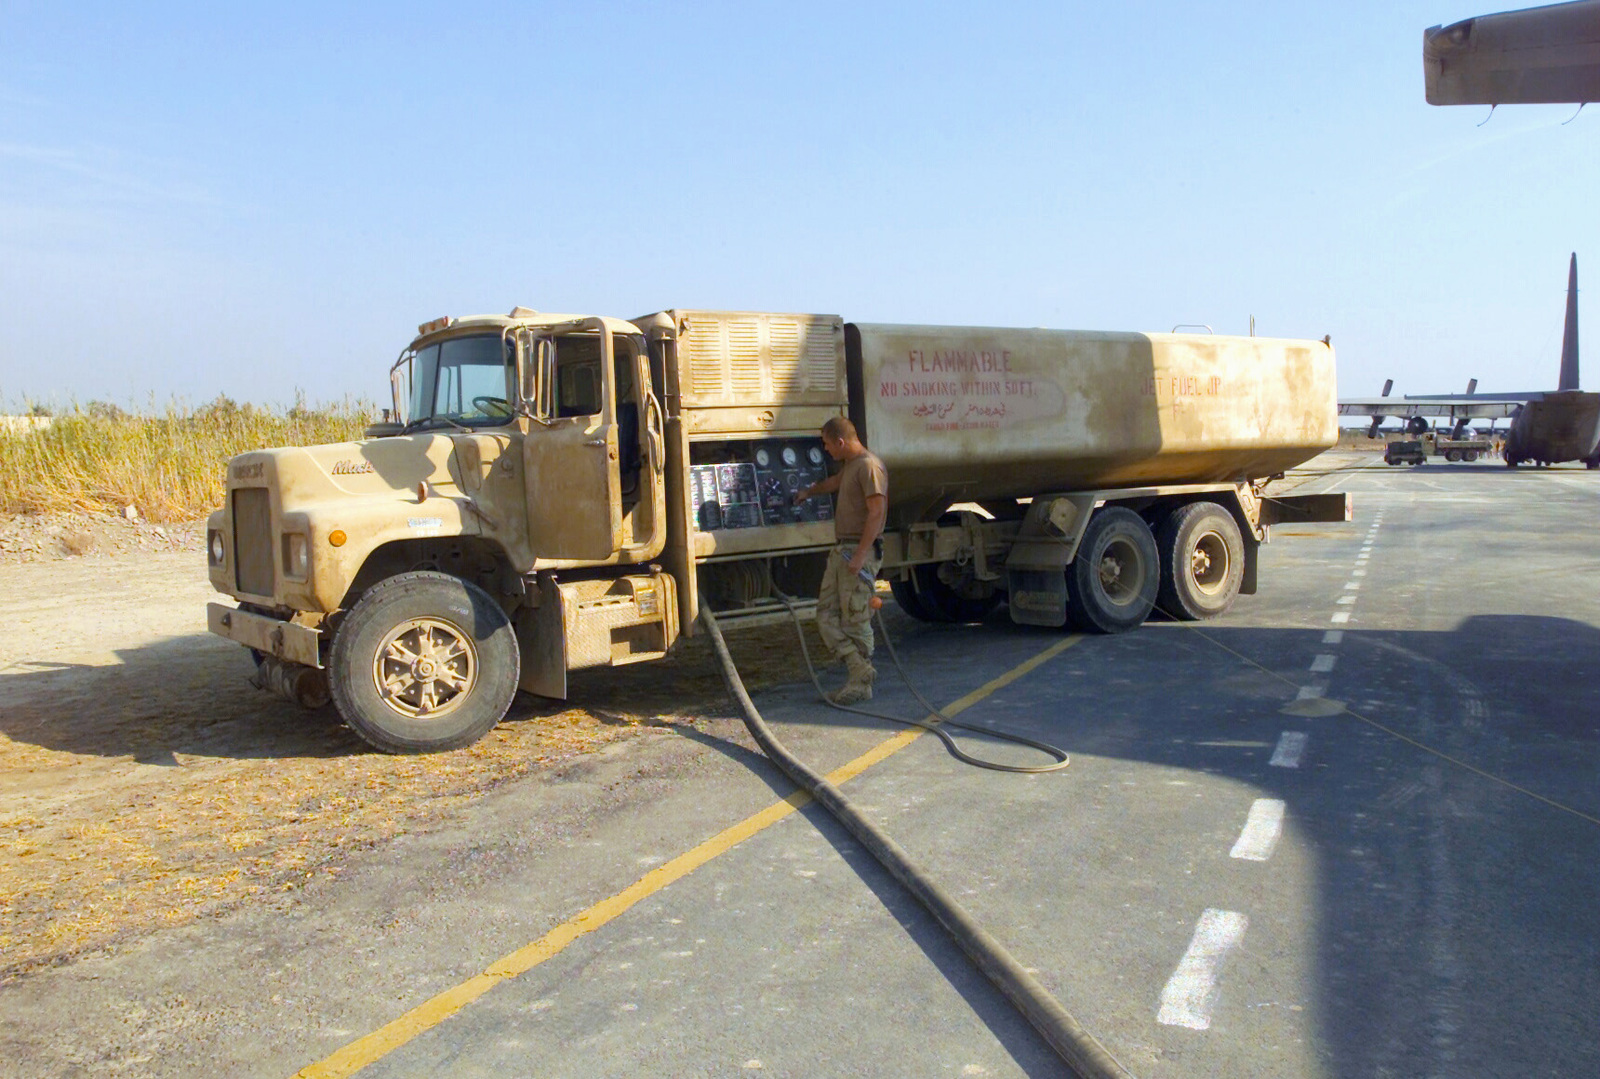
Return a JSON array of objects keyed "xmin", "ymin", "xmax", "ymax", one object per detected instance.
[
  {"xmin": 1337, "ymin": 393, "xmax": 1540, "ymax": 420},
  {"xmin": 1425, "ymin": 0, "xmax": 1600, "ymax": 105}
]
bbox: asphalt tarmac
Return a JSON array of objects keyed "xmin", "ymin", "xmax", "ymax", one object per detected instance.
[{"xmin": 4, "ymin": 457, "xmax": 1597, "ymax": 1078}]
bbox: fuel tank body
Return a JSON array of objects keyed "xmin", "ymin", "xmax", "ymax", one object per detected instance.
[{"xmin": 848, "ymin": 324, "xmax": 1338, "ymax": 520}]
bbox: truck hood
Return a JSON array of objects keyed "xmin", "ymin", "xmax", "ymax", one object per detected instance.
[{"xmin": 227, "ymin": 433, "xmax": 465, "ymax": 506}]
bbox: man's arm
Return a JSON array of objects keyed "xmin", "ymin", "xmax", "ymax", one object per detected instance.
[
  {"xmin": 846, "ymin": 494, "xmax": 887, "ymax": 575},
  {"xmin": 795, "ymin": 473, "xmax": 843, "ymax": 503}
]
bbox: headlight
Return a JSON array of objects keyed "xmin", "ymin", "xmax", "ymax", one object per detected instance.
[
  {"xmin": 283, "ymin": 533, "xmax": 310, "ymax": 578},
  {"xmin": 208, "ymin": 530, "xmax": 225, "ymax": 565}
]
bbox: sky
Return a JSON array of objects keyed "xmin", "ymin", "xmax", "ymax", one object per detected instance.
[{"xmin": 0, "ymin": 1, "xmax": 1594, "ymax": 411}]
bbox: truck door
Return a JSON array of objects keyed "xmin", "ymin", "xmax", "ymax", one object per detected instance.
[{"xmin": 524, "ymin": 322, "xmax": 623, "ymax": 561}]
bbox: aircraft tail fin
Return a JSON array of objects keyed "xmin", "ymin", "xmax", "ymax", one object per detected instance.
[{"xmin": 1559, "ymin": 252, "xmax": 1579, "ymax": 391}]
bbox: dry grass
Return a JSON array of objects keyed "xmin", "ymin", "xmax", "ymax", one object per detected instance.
[{"xmin": 0, "ymin": 398, "xmax": 371, "ymax": 522}]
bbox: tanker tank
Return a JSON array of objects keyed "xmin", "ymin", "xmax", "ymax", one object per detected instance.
[{"xmin": 845, "ymin": 323, "xmax": 1338, "ymax": 521}]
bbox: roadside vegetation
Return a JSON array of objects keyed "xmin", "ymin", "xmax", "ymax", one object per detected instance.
[{"xmin": 0, "ymin": 397, "xmax": 371, "ymax": 521}]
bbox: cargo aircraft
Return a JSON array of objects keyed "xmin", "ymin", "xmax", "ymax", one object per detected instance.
[
  {"xmin": 1347, "ymin": 3, "xmax": 1600, "ymax": 466},
  {"xmin": 1338, "ymin": 255, "xmax": 1600, "ymax": 468}
]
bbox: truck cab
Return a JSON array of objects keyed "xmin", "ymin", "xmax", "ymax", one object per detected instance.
[{"xmin": 207, "ymin": 309, "xmax": 682, "ymax": 751}]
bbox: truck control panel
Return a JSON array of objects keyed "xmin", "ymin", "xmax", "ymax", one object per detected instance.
[{"xmin": 689, "ymin": 437, "xmax": 833, "ymax": 531}]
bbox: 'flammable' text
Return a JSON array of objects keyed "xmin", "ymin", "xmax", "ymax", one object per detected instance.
[{"xmin": 905, "ymin": 349, "xmax": 1012, "ymax": 374}]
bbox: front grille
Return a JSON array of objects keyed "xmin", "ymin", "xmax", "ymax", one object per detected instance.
[{"xmin": 232, "ymin": 488, "xmax": 274, "ymax": 596}]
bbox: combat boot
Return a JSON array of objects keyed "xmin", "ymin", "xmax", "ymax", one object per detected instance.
[{"xmin": 830, "ymin": 653, "xmax": 876, "ymax": 705}]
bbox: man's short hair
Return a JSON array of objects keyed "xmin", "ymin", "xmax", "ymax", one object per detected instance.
[{"xmin": 821, "ymin": 416, "xmax": 857, "ymax": 442}]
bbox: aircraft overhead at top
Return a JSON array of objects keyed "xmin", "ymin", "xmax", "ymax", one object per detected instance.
[{"xmin": 1424, "ymin": 0, "xmax": 1600, "ymax": 106}]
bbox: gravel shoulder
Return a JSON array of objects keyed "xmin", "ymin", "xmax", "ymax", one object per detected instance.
[{"xmin": 0, "ymin": 541, "xmax": 818, "ymax": 982}]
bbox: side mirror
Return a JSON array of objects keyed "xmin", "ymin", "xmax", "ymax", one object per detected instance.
[
  {"xmin": 389, "ymin": 361, "xmax": 411, "ymax": 425},
  {"xmin": 521, "ymin": 337, "xmax": 555, "ymax": 418}
]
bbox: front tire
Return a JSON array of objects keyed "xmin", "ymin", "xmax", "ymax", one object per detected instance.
[
  {"xmin": 1155, "ymin": 501, "xmax": 1245, "ymax": 621},
  {"xmin": 329, "ymin": 571, "xmax": 520, "ymax": 753},
  {"xmin": 1065, "ymin": 507, "xmax": 1158, "ymax": 633}
]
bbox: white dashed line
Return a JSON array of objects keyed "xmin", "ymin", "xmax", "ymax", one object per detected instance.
[
  {"xmin": 1157, "ymin": 909, "xmax": 1249, "ymax": 1030},
  {"xmin": 1331, "ymin": 612, "xmax": 1351, "ymax": 623},
  {"xmin": 1343, "ymin": 582, "xmax": 1360, "ymax": 590},
  {"xmin": 1337, "ymin": 595, "xmax": 1356, "ymax": 604},
  {"xmin": 1296, "ymin": 684, "xmax": 1325, "ymax": 700},
  {"xmin": 1270, "ymin": 731, "xmax": 1309, "ymax": 768},
  {"xmin": 1310, "ymin": 654, "xmax": 1337, "ymax": 673},
  {"xmin": 1322, "ymin": 630, "xmax": 1344, "ymax": 644},
  {"xmin": 1230, "ymin": 799, "xmax": 1286, "ymax": 861}
]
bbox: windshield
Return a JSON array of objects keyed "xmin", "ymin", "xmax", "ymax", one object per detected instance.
[{"xmin": 404, "ymin": 335, "xmax": 515, "ymax": 430}]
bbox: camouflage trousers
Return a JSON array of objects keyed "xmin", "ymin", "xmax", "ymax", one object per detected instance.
[{"xmin": 816, "ymin": 544, "xmax": 882, "ymax": 664}]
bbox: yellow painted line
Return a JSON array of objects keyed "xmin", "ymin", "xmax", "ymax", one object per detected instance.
[{"xmin": 294, "ymin": 633, "xmax": 1083, "ymax": 1078}]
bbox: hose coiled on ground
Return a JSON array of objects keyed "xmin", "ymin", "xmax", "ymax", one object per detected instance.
[{"xmin": 773, "ymin": 591, "xmax": 1070, "ymax": 772}]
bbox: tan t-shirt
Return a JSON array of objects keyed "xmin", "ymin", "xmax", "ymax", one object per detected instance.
[{"xmin": 833, "ymin": 450, "xmax": 888, "ymax": 540}]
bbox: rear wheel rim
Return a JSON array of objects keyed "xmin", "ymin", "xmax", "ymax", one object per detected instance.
[
  {"xmin": 1098, "ymin": 537, "xmax": 1146, "ymax": 606},
  {"xmin": 1189, "ymin": 530, "xmax": 1230, "ymax": 595},
  {"xmin": 372, "ymin": 617, "xmax": 478, "ymax": 719}
]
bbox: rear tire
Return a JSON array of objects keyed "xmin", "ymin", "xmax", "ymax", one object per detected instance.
[
  {"xmin": 1445, "ymin": 449, "xmax": 1461, "ymax": 462},
  {"xmin": 329, "ymin": 571, "xmax": 520, "ymax": 753},
  {"xmin": 890, "ymin": 574, "xmax": 944, "ymax": 622},
  {"xmin": 1463, "ymin": 450, "xmax": 1478, "ymax": 462},
  {"xmin": 1155, "ymin": 501, "xmax": 1246, "ymax": 621},
  {"xmin": 1065, "ymin": 507, "xmax": 1158, "ymax": 633},
  {"xmin": 912, "ymin": 562, "xmax": 1002, "ymax": 622}
]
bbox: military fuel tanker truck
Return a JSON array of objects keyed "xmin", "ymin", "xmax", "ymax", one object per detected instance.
[{"xmin": 207, "ymin": 308, "xmax": 1350, "ymax": 752}]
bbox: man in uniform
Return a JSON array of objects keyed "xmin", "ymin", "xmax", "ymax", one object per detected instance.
[{"xmin": 795, "ymin": 416, "xmax": 888, "ymax": 703}]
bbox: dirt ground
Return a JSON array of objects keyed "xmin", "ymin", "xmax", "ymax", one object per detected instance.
[{"xmin": 0, "ymin": 538, "xmax": 833, "ymax": 983}]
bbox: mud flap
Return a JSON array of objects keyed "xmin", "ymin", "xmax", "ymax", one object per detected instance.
[
  {"xmin": 1006, "ymin": 568, "xmax": 1069, "ymax": 627},
  {"xmin": 515, "ymin": 574, "xmax": 568, "ymax": 700}
]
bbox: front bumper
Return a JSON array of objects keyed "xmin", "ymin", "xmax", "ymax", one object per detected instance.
[{"xmin": 207, "ymin": 603, "xmax": 323, "ymax": 669}]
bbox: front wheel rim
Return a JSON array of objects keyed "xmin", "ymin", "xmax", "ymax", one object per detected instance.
[{"xmin": 373, "ymin": 617, "xmax": 478, "ymax": 719}]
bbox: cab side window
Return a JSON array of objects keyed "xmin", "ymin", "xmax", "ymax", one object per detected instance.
[{"xmin": 553, "ymin": 336, "xmax": 603, "ymax": 418}]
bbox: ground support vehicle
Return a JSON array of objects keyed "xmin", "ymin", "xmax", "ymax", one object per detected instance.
[
  {"xmin": 207, "ymin": 309, "xmax": 1350, "ymax": 752},
  {"xmin": 1384, "ymin": 439, "xmax": 1426, "ymax": 465},
  {"xmin": 1424, "ymin": 432, "xmax": 1492, "ymax": 462}
]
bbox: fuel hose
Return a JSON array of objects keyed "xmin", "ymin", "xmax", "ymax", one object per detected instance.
[
  {"xmin": 773, "ymin": 590, "xmax": 1069, "ymax": 773},
  {"xmin": 698, "ymin": 599, "xmax": 1132, "ymax": 1079}
]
